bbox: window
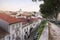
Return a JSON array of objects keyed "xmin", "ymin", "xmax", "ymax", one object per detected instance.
[
  {"xmin": 33, "ymin": 24, "xmax": 35, "ymax": 26},
  {"xmin": 16, "ymin": 23, "xmax": 18, "ymax": 27},
  {"xmin": 12, "ymin": 34, "xmax": 14, "ymax": 40},
  {"xmin": 9, "ymin": 36, "xmax": 10, "ymax": 40},
  {"xmin": 27, "ymin": 28, "xmax": 28, "ymax": 30},
  {"xmin": 19, "ymin": 23, "xmax": 20, "ymax": 27},
  {"xmin": 24, "ymin": 29, "xmax": 26, "ymax": 32},
  {"xmin": 19, "ymin": 31, "xmax": 21, "ymax": 35},
  {"xmin": 12, "ymin": 24, "xmax": 15, "ymax": 30},
  {"xmin": 24, "ymin": 35, "xmax": 26, "ymax": 39}
]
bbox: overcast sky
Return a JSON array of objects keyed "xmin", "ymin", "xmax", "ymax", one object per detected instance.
[{"xmin": 0, "ymin": 0, "xmax": 44, "ymax": 12}]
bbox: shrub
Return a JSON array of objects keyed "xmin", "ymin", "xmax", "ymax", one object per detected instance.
[{"xmin": 36, "ymin": 20, "xmax": 47, "ymax": 40}]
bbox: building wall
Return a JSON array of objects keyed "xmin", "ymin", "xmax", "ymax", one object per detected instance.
[
  {"xmin": 9, "ymin": 22, "xmax": 21, "ymax": 40},
  {"xmin": 5, "ymin": 35, "xmax": 10, "ymax": 40},
  {"xmin": 0, "ymin": 35, "xmax": 9, "ymax": 40},
  {"xmin": 0, "ymin": 19, "xmax": 9, "ymax": 32},
  {"xmin": 21, "ymin": 20, "xmax": 41, "ymax": 40},
  {"xmin": 0, "ymin": 19, "xmax": 21, "ymax": 40},
  {"xmin": 0, "ymin": 19, "xmax": 24, "ymax": 40},
  {"xmin": 22, "ymin": 25, "xmax": 30, "ymax": 40}
]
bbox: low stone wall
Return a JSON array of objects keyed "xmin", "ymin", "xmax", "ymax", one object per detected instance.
[{"xmin": 48, "ymin": 22, "xmax": 60, "ymax": 40}]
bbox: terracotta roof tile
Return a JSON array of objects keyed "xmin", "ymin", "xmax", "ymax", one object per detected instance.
[
  {"xmin": 0, "ymin": 13, "xmax": 39, "ymax": 25},
  {"xmin": 29, "ymin": 18, "xmax": 38, "ymax": 21},
  {"xmin": 0, "ymin": 13, "xmax": 20, "ymax": 24}
]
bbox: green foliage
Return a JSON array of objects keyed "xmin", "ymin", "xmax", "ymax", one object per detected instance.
[
  {"xmin": 36, "ymin": 20, "xmax": 47, "ymax": 40},
  {"xmin": 40, "ymin": 0, "xmax": 60, "ymax": 18}
]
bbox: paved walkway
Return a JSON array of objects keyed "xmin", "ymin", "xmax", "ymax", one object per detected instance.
[
  {"xmin": 49, "ymin": 22, "xmax": 60, "ymax": 40},
  {"xmin": 39, "ymin": 26, "xmax": 48, "ymax": 40}
]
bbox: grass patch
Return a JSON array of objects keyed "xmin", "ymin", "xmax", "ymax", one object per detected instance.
[{"xmin": 36, "ymin": 20, "xmax": 47, "ymax": 40}]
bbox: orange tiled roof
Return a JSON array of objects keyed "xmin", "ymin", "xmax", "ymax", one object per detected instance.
[
  {"xmin": 29, "ymin": 18, "xmax": 38, "ymax": 21},
  {"xmin": 0, "ymin": 13, "xmax": 25, "ymax": 24},
  {"xmin": 0, "ymin": 13, "xmax": 39, "ymax": 25}
]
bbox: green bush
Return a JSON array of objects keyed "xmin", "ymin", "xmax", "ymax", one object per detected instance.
[{"xmin": 36, "ymin": 20, "xmax": 47, "ymax": 40}]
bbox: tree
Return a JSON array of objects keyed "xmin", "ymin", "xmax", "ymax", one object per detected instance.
[
  {"xmin": 40, "ymin": 0, "xmax": 60, "ymax": 19},
  {"xmin": 32, "ymin": 0, "xmax": 43, "ymax": 2}
]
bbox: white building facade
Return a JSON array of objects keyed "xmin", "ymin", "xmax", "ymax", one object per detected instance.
[{"xmin": 0, "ymin": 11, "xmax": 42, "ymax": 40}]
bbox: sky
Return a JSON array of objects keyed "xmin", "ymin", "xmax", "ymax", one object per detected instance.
[{"xmin": 0, "ymin": 0, "xmax": 44, "ymax": 12}]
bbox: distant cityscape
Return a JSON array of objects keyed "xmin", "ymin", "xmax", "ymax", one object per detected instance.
[{"xmin": 0, "ymin": 10, "xmax": 42, "ymax": 40}]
